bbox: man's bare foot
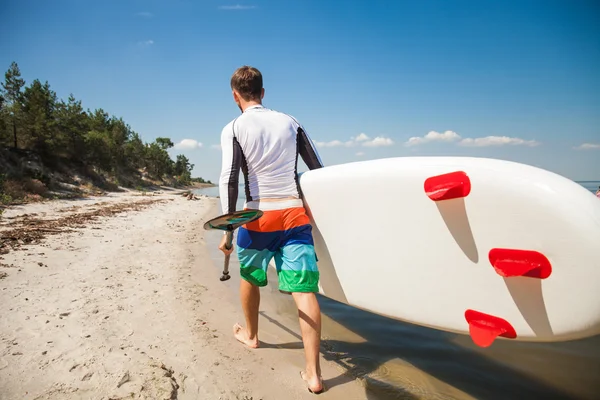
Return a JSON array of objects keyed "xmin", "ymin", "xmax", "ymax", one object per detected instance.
[
  {"xmin": 233, "ymin": 323, "xmax": 259, "ymax": 348},
  {"xmin": 300, "ymin": 370, "xmax": 324, "ymax": 394}
]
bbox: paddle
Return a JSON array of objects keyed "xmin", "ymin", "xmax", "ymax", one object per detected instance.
[{"xmin": 203, "ymin": 209, "xmax": 263, "ymax": 281}]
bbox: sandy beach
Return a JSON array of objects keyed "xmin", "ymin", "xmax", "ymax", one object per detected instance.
[{"xmin": 0, "ymin": 189, "xmax": 367, "ymax": 400}]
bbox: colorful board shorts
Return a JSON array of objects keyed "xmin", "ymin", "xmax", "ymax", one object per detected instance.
[{"xmin": 236, "ymin": 199, "xmax": 320, "ymax": 293}]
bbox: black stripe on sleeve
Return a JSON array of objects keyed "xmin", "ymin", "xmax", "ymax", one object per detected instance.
[
  {"xmin": 238, "ymin": 140, "xmax": 252, "ymax": 203},
  {"xmin": 297, "ymin": 127, "xmax": 324, "ymax": 170},
  {"xmin": 227, "ymin": 138, "xmax": 242, "ymax": 214}
]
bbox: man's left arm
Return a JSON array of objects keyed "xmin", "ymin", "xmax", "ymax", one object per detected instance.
[{"xmin": 218, "ymin": 124, "xmax": 241, "ymax": 214}]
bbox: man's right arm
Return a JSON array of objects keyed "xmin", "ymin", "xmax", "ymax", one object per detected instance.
[{"xmin": 296, "ymin": 125, "xmax": 324, "ymax": 170}]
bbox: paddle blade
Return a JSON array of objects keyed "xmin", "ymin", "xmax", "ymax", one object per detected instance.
[{"xmin": 203, "ymin": 209, "xmax": 263, "ymax": 231}]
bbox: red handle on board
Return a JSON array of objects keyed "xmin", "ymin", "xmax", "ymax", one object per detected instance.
[
  {"xmin": 488, "ymin": 248, "xmax": 552, "ymax": 279},
  {"xmin": 465, "ymin": 309, "xmax": 517, "ymax": 347},
  {"xmin": 424, "ymin": 171, "xmax": 471, "ymax": 201}
]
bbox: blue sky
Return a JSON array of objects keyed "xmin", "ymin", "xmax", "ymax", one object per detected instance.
[{"xmin": 1, "ymin": 0, "xmax": 598, "ymax": 182}]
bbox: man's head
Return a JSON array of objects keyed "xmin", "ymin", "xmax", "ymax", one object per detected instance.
[{"xmin": 230, "ymin": 66, "xmax": 264, "ymax": 110}]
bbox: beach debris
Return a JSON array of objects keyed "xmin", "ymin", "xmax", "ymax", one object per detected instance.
[
  {"xmin": 81, "ymin": 371, "xmax": 94, "ymax": 381},
  {"xmin": 180, "ymin": 190, "xmax": 203, "ymax": 200},
  {"xmin": 117, "ymin": 371, "xmax": 130, "ymax": 388},
  {"xmin": 0, "ymin": 271, "xmax": 7, "ymax": 279},
  {"xmin": 0, "ymin": 199, "xmax": 166, "ymax": 255},
  {"xmin": 0, "ymin": 262, "xmax": 17, "ymax": 268}
]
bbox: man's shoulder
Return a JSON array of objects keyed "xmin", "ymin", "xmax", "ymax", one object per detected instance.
[
  {"xmin": 265, "ymin": 108, "xmax": 302, "ymax": 126},
  {"xmin": 220, "ymin": 117, "xmax": 240, "ymax": 136},
  {"xmin": 221, "ymin": 108, "xmax": 302, "ymax": 133}
]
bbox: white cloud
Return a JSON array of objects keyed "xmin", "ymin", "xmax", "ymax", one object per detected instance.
[
  {"xmin": 404, "ymin": 130, "xmax": 539, "ymax": 148},
  {"xmin": 315, "ymin": 133, "xmax": 394, "ymax": 148},
  {"xmin": 218, "ymin": 5, "xmax": 256, "ymax": 10},
  {"xmin": 138, "ymin": 40, "xmax": 154, "ymax": 47},
  {"xmin": 174, "ymin": 139, "xmax": 203, "ymax": 150},
  {"xmin": 211, "ymin": 144, "xmax": 222, "ymax": 150},
  {"xmin": 363, "ymin": 136, "xmax": 394, "ymax": 147},
  {"xmin": 354, "ymin": 133, "xmax": 370, "ymax": 142},
  {"xmin": 314, "ymin": 139, "xmax": 353, "ymax": 148},
  {"xmin": 459, "ymin": 136, "xmax": 540, "ymax": 147},
  {"xmin": 356, "ymin": 152, "xmax": 365, "ymax": 156},
  {"xmin": 405, "ymin": 131, "xmax": 461, "ymax": 147},
  {"xmin": 573, "ymin": 143, "xmax": 600, "ymax": 150},
  {"xmin": 135, "ymin": 11, "xmax": 153, "ymax": 18}
]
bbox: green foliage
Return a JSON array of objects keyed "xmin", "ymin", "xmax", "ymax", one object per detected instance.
[
  {"xmin": 155, "ymin": 137, "xmax": 174, "ymax": 150},
  {"xmin": 0, "ymin": 61, "xmax": 208, "ymax": 187},
  {"xmin": 174, "ymin": 154, "xmax": 195, "ymax": 185},
  {"xmin": 1, "ymin": 62, "xmax": 25, "ymax": 148}
]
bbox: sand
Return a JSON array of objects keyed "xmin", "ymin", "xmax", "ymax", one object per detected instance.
[{"xmin": 0, "ymin": 189, "xmax": 368, "ymax": 400}]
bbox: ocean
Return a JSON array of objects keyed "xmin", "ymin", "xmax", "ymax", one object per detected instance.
[
  {"xmin": 578, "ymin": 181, "xmax": 600, "ymax": 194},
  {"xmin": 194, "ymin": 179, "xmax": 599, "ymax": 400}
]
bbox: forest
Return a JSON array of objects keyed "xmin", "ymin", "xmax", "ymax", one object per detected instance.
[{"xmin": 0, "ymin": 62, "xmax": 210, "ymax": 205}]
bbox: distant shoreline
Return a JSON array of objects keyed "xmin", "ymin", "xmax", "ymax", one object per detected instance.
[{"xmin": 186, "ymin": 182, "xmax": 216, "ymax": 189}]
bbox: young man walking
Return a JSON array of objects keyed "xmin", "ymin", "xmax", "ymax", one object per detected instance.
[{"xmin": 218, "ymin": 66, "xmax": 325, "ymax": 394}]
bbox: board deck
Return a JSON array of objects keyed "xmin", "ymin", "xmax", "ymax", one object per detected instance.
[{"xmin": 296, "ymin": 157, "xmax": 600, "ymax": 347}]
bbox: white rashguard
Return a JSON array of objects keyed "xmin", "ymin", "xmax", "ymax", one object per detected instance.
[{"xmin": 218, "ymin": 105, "xmax": 324, "ymax": 214}]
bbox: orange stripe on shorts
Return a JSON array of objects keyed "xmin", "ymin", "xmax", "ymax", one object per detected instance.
[{"xmin": 243, "ymin": 207, "xmax": 310, "ymax": 232}]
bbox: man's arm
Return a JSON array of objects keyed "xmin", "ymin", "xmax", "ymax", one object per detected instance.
[
  {"xmin": 218, "ymin": 124, "xmax": 242, "ymax": 214},
  {"xmin": 297, "ymin": 126, "xmax": 324, "ymax": 170}
]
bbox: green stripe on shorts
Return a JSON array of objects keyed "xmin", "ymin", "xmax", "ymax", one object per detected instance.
[{"xmin": 277, "ymin": 270, "xmax": 320, "ymax": 293}]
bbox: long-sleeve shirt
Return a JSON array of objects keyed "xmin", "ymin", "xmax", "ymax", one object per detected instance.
[{"xmin": 218, "ymin": 104, "xmax": 323, "ymax": 214}]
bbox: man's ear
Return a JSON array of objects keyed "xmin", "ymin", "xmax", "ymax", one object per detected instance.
[{"xmin": 261, "ymin": 88, "xmax": 265, "ymax": 99}]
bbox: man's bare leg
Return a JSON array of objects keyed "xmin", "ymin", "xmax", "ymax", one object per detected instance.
[
  {"xmin": 292, "ymin": 292, "xmax": 323, "ymax": 393},
  {"xmin": 233, "ymin": 279, "xmax": 260, "ymax": 348}
]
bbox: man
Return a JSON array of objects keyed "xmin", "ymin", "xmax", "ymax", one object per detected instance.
[{"xmin": 218, "ymin": 66, "xmax": 325, "ymax": 394}]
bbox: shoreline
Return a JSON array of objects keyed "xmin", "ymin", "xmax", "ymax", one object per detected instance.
[{"xmin": 0, "ymin": 190, "xmax": 367, "ymax": 399}]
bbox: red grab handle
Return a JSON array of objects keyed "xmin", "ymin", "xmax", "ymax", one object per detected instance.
[
  {"xmin": 424, "ymin": 171, "xmax": 471, "ymax": 201},
  {"xmin": 488, "ymin": 248, "xmax": 552, "ymax": 279},
  {"xmin": 465, "ymin": 309, "xmax": 517, "ymax": 348}
]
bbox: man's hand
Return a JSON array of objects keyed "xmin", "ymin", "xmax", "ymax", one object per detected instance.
[{"xmin": 219, "ymin": 233, "xmax": 234, "ymax": 255}]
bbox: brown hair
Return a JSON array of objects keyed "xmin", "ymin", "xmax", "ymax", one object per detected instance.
[{"xmin": 230, "ymin": 66, "xmax": 263, "ymax": 101}]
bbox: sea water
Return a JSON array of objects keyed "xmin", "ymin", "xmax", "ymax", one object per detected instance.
[
  {"xmin": 579, "ymin": 181, "xmax": 600, "ymax": 195},
  {"xmin": 195, "ymin": 180, "xmax": 600, "ymax": 400}
]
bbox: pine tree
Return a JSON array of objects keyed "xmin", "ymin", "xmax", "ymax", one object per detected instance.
[{"xmin": 1, "ymin": 62, "xmax": 26, "ymax": 148}]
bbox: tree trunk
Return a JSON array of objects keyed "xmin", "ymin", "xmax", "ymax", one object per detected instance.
[{"xmin": 12, "ymin": 119, "xmax": 17, "ymax": 149}]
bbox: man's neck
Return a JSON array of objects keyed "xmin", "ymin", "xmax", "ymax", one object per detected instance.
[{"xmin": 241, "ymin": 101, "xmax": 263, "ymax": 112}]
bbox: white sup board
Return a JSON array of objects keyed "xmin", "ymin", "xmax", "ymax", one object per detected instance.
[{"xmin": 296, "ymin": 157, "xmax": 600, "ymax": 347}]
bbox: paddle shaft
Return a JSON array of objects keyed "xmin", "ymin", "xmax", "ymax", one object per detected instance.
[{"xmin": 220, "ymin": 230, "xmax": 234, "ymax": 281}]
